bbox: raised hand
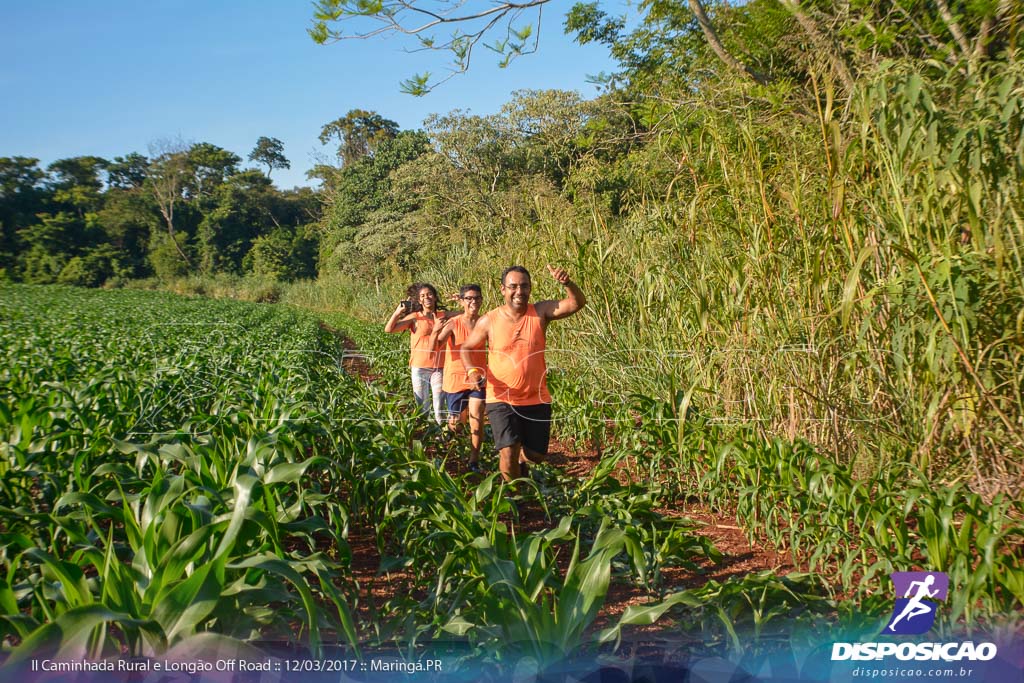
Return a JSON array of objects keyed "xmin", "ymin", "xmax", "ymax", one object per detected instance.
[{"xmin": 547, "ymin": 264, "xmax": 570, "ymax": 285}]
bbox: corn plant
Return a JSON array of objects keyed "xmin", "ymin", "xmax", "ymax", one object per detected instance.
[{"xmin": 1, "ymin": 286, "xmax": 359, "ymax": 661}]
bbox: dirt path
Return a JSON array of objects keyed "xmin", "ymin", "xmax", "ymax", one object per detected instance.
[{"xmin": 334, "ymin": 331, "xmax": 795, "ymax": 636}]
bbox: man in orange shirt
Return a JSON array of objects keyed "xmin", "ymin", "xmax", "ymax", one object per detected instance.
[{"xmin": 460, "ymin": 265, "xmax": 586, "ymax": 481}]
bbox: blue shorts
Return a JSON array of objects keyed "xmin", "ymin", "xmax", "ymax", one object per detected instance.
[{"xmin": 445, "ymin": 388, "xmax": 485, "ymax": 416}]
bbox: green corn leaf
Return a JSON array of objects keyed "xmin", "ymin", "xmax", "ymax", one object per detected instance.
[
  {"xmin": 213, "ymin": 473, "xmax": 258, "ymax": 560},
  {"xmin": 228, "ymin": 554, "xmax": 322, "ymax": 654},
  {"xmin": 599, "ymin": 589, "xmax": 703, "ymax": 643},
  {"xmin": 152, "ymin": 559, "xmax": 224, "ymax": 643},
  {"xmin": 265, "ymin": 457, "xmax": 325, "ymax": 485},
  {"xmin": 6, "ymin": 605, "xmax": 165, "ymax": 665},
  {"xmin": 24, "ymin": 549, "xmax": 93, "ymax": 608}
]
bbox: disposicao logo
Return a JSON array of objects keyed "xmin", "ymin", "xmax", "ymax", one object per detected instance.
[
  {"xmin": 885, "ymin": 571, "xmax": 949, "ymax": 635},
  {"xmin": 831, "ymin": 571, "xmax": 998, "ymax": 662}
]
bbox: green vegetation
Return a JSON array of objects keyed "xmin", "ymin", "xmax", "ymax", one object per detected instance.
[
  {"xmin": 2, "ymin": 0, "xmax": 1023, "ymax": 673},
  {"xmin": 297, "ymin": 2, "xmax": 1024, "ymax": 498},
  {"xmin": 3, "ymin": 286, "xmax": 1019, "ymax": 672},
  {"xmin": 1, "ymin": 140, "xmax": 318, "ymax": 288},
  {"xmin": 0, "ymin": 286, "xmax": 726, "ymax": 666},
  {"xmin": 0, "ymin": 286, "xmax": 358, "ymax": 661}
]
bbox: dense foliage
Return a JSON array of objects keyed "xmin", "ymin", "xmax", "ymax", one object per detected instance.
[
  {"xmin": 302, "ymin": 1, "xmax": 1023, "ymax": 496},
  {"xmin": 2, "ymin": 287, "xmax": 1019, "ymax": 670},
  {"xmin": 1, "ymin": 141, "xmax": 318, "ymax": 287},
  {"xmin": 3, "ymin": 0, "xmax": 1022, "ymax": 669},
  {"xmin": 0, "ymin": 287, "xmax": 357, "ymax": 660}
]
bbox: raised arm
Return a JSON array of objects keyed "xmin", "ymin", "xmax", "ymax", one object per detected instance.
[
  {"xmin": 384, "ymin": 304, "xmax": 415, "ymax": 333},
  {"xmin": 460, "ymin": 313, "xmax": 491, "ymax": 387},
  {"xmin": 535, "ymin": 264, "xmax": 586, "ymax": 322},
  {"xmin": 430, "ymin": 312, "xmax": 460, "ymax": 346}
]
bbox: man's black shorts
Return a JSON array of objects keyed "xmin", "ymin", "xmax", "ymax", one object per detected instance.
[{"xmin": 485, "ymin": 402, "xmax": 552, "ymax": 456}]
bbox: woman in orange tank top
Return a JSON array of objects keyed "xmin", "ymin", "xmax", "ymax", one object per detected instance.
[{"xmin": 384, "ymin": 283, "xmax": 447, "ymax": 424}]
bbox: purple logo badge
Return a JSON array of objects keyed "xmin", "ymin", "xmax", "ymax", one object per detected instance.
[{"xmin": 885, "ymin": 572, "xmax": 949, "ymax": 635}]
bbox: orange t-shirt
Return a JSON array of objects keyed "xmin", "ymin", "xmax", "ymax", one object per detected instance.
[
  {"xmin": 406, "ymin": 312, "xmax": 444, "ymax": 369},
  {"xmin": 484, "ymin": 304, "xmax": 550, "ymax": 406},
  {"xmin": 443, "ymin": 315, "xmax": 486, "ymax": 393}
]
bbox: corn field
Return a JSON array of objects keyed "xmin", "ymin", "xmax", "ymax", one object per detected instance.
[{"xmin": 2, "ymin": 284, "xmax": 1021, "ymax": 678}]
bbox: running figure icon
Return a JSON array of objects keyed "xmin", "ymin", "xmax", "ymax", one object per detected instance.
[
  {"xmin": 887, "ymin": 574, "xmax": 939, "ymax": 632},
  {"xmin": 885, "ymin": 571, "xmax": 949, "ymax": 635}
]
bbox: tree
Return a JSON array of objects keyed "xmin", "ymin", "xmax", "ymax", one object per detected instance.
[
  {"xmin": 318, "ymin": 130, "xmax": 430, "ymax": 275},
  {"xmin": 425, "ymin": 109, "xmax": 515, "ymax": 191},
  {"xmin": 309, "ymin": 0, "xmax": 779, "ymax": 93},
  {"xmin": 96, "ymin": 188, "xmax": 159, "ymax": 277},
  {"xmin": 146, "ymin": 139, "xmax": 193, "ymax": 268},
  {"xmin": 196, "ymin": 170, "xmax": 275, "ymax": 274},
  {"xmin": 184, "ymin": 142, "xmax": 241, "ymax": 200},
  {"xmin": 57, "ymin": 245, "xmax": 132, "ymax": 287},
  {"xmin": 106, "ymin": 153, "xmax": 149, "ymax": 189},
  {"xmin": 147, "ymin": 231, "xmax": 193, "ymax": 279},
  {"xmin": 311, "ymin": 0, "xmax": 1020, "ymax": 96},
  {"xmin": 0, "ymin": 157, "xmax": 47, "ymax": 199},
  {"xmin": 48, "ymin": 156, "xmax": 107, "ymax": 191},
  {"xmin": 248, "ymin": 136, "xmax": 291, "ymax": 178},
  {"xmin": 310, "ymin": 0, "xmax": 546, "ymax": 94},
  {"xmin": 16, "ymin": 212, "xmax": 81, "ymax": 283},
  {"xmin": 319, "ymin": 110, "xmax": 400, "ymax": 166},
  {"xmin": 245, "ymin": 225, "xmax": 318, "ymax": 281},
  {"xmin": 0, "ymin": 157, "xmax": 51, "ymax": 265},
  {"xmin": 48, "ymin": 156, "xmax": 108, "ymax": 217},
  {"xmin": 686, "ymin": 0, "xmax": 767, "ymax": 84}
]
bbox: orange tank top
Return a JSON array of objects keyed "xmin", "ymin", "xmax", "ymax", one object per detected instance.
[
  {"xmin": 408, "ymin": 312, "xmax": 444, "ymax": 369},
  {"xmin": 484, "ymin": 304, "xmax": 550, "ymax": 405},
  {"xmin": 443, "ymin": 315, "xmax": 486, "ymax": 393}
]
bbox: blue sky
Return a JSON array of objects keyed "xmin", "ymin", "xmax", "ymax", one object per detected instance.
[{"xmin": 1, "ymin": 0, "xmax": 627, "ymax": 190}]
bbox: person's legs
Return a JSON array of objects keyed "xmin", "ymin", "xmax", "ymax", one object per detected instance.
[
  {"xmin": 499, "ymin": 443, "xmax": 523, "ymax": 480},
  {"xmin": 517, "ymin": 404, "xmax": 552, "ymax": 471},
  {"xmin": 467, "ymin": 397, "xmax": 485, "ymax": 464},
  {"xmin": 487, "ymin": 402, "xmax": 521, "ymax": 481},
  {"xmin": 429, "ymin": 369, "xmax": 444, "ymax": 424},
  {"xmin": 411, "ymin": 367, "xmax": 430, "ymax": 416},
  {"xmin": 522, "ymin": 448, "xmax": 544, "ymax": 465},
  {"xmin": 445, "ymin": 390, "xmax": 463, "ymax": 431}
]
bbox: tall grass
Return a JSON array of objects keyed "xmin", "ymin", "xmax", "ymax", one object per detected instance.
[{"xmin": 302, "ymin": 59, "xmax": 1024, "ymax": 497}]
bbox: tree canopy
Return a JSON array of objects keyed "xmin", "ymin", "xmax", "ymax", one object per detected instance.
[
  {"xmin": 319, "ymin": 109, "xmax": 400, "ymax": 166},
  {"xmin": 249, "ymin": 136, "xmax": 291, "ymax": 178},
  {"xmin": 310, "ymin": 0, "xmax": 1019, "ymax": 94}
]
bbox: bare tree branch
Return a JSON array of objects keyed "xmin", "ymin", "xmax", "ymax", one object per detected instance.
[
  {"xmin": 147, "ymin": 138, "xmax": 193, "ymax": 268},
  {"xmin": 310, "ymin": 0, "xmax": 546, "ymax": 92},
  {"xmin": 312, "ymin": 0, "xmax": 779, "ymax": 92},
  {"xmin": 934, "ymin": 0, "xmax": 972, "ymax": 60},
  {"xmin": 779, "ymin": 0, "xmax": 855, "ymax": 91},
  {"xmin": 687, "ymin": 0, "xmax": 769, "ymax": 85}
]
